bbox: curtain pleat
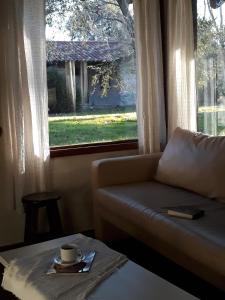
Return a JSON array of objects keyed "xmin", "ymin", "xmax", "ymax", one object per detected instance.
[
  {"xmin": 134, "ymin": 0, "xmax": 197, "ymax": 149},
  {"xmin": 0, "ymin": 0, "xmax": 49, "ymax": 211},
  {"xmin": 134, "ymin": 0, "xmax": 166, "ymax": 154},
  {"xmin": 166, "ymin": 0, "xmax": 197, "ymax": 137}
]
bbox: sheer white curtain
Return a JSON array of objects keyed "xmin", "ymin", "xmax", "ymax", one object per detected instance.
[
  {"xmin": 167, "ymin": 0, "xmax": 197, "ymax": 137},
  {"xmin": 134, "ymin": 0, "xmax": 166, "ymax": 154},
  {"xmin": 0, "ymin": 0, "xmax": 49, "ymax": 210}
]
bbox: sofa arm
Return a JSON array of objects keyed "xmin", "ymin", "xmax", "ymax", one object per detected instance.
[{"xmin": 92, "ymin": 152, "xmax": 162, "ymax": 189}]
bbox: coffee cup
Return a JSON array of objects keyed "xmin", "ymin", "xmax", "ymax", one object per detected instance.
[{"xmin": 60, "ymin": 244, "xmax": 82, "ymax": 263}]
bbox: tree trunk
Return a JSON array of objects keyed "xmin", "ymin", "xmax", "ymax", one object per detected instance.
[{"xmin": 117, "ymin": 0, "xmax": 135, "ymax": 42}]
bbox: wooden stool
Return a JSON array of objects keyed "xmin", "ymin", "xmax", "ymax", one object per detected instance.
[{"xmin": 22, "ymin": 192, "xmax": 63, "ymax": 243}]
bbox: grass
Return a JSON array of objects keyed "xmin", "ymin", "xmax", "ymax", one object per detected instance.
[
  {"xmin": 49, "ymin": 105, "xmax": 225, "ymax": 147},
  {"xmin": 197, "ymin": 106, "xmax": 225, "ymax": 135},
  {"xmin": 49, "ymin": 112, "xmax": 137, "ymax": 146}
]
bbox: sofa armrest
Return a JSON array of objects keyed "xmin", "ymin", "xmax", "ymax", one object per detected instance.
[{"xmin": 92, "ymin": 152, "xmax": 162, "ymax": 189}]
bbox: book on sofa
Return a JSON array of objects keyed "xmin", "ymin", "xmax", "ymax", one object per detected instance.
[{"xmin": 165, "ymin": 205, "xmax": 204, "ymax": 219}]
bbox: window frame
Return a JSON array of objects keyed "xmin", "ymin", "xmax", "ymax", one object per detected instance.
[
  {"xmin": 47, "ymin": 1, "xmax": 137, "ymax": 157},
  {"xmin": 50, "ymin": 139, "xmax": 138, "ymax": 158}
]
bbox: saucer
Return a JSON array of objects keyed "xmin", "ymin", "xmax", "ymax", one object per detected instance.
[
  {"xmin": 47, "ymin": 251, "xmax": 96, "ymax": 274},
  {"xmin": 54, "ymin": 254, "xmax": 83, "ymax": 266}
]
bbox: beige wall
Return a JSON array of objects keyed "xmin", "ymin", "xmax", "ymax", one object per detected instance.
[
  {"xmin": 0, "ymin": 149, "xmax": 137, "ymax": 247},
  {"xmin": 50, "ymin": 150, "xmax": 138, "ymax": 234}
]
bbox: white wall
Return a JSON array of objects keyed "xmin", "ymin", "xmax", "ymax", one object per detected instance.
[{"xmin": 0, "ymin": 149, "xmax": 137, "ymax": 247}]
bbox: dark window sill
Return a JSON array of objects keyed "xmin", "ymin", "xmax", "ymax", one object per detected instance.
[{"xmin": 50, "ymin": 139, "xmax": 138, "ymax": 158}]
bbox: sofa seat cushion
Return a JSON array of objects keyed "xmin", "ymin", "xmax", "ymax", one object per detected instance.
[{"xmin": 96, "ymin": 181, "xmax": 225, "ymax": 276}]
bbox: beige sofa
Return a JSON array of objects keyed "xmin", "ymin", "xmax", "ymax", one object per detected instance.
[{"xmin": 92, "ymin": 129, "xmax": 225, "ymax": 291}]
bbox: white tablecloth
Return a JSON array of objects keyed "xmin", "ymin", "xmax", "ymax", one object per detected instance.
[{"xmin": 2, "ymin": 234, "xmax": 127, "ymax": 300}]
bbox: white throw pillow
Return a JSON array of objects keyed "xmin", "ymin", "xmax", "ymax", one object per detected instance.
[{"xmin": 155, "ymin": 127, "xmax": 225, "ymax": 199}]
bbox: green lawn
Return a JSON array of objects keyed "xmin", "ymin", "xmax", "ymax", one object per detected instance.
[
  {"xmin": 49, "ymin": 106, "xmax": 225, "ymax": 147},
  {"xmin": 198, "ymin": 106, "xmax": 225, "ymax": 135},
  {"xmin": 49, "ymin": 112, "xmax": 137, "ymax": 146}
]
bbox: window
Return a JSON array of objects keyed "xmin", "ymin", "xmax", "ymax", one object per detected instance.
[
  {"xmin": 45, "ymin": 0, "xmax": 137, "ymax": 151},
  {"xmin": 196, "ymin": 0, "xmax": 225, "ymax": 136}
]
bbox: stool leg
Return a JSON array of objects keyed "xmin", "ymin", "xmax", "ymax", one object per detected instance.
[
  {"xmin": 46, "ymin": 202, "xmax": 63, "ymax": 236},
  {"xmin": 24, "ymin": 205, "xmax": 39, "ymax": 243}
]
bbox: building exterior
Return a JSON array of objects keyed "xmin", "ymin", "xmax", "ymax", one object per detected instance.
[{"xmin": 47, "ymin": 41, "xmax": 135, "ymax": 113}]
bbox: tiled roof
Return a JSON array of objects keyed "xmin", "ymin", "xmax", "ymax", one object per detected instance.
[{"xmin": 47, "ymin": 41, "xmax": 133, "ymax": 62}]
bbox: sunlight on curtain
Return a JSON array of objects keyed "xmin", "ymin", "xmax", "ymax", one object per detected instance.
[
  {"xmin": 0, "ymin": 0, "xmax": 49, "ymax": 210},
  {"xmin": 167, "ymin": 0, "xmax": 197, "ymax": 137},
  {"xmin": 134, "ymin": 0, "xmax": 166, "ymax": 153}
]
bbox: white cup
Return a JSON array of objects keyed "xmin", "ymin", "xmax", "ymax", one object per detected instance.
[{"xmin": 60, "ymin": 244, "xmax": 81, "ymax": 263}]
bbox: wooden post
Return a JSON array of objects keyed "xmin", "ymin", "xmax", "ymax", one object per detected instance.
[
  {"xmin": 80, "ymin": 61, "xmax": 88, "ymax": 107},
  {"xmin": 65, "ymin": 61, "xmax": 76, "ymax": 112},
  {"xmin": 203, "ymin": 58, "xmax": 217, "ymax": 135}
]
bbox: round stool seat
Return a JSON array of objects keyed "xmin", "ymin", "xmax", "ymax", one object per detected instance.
[
  {"xmin": 22, "ymin": 192, "xmax": 61, "ymax": 206},
  {"xmin": 22, "ymin": 192, "xmax": 63, "ymax": 243}
]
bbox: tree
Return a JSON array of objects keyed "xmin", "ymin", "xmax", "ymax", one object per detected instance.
[
  {"xmin": 46, "ymin": 0, "xmax": 135, "ymax": 99},
  {"xmin": 46, "ymin": 0, "xmax": 133, "ymax": 42},
  {"xmin": 196, "ymin": 17, "xmax": 217, "ymax": 89},
  {"xmin": 196, "ymin": 1, "xmax": 225, "ymax": 102}
]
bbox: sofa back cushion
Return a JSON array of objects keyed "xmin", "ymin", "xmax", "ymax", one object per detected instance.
[{"xmin": 155, "ymin": 127, "xmax": 225, "ymax": 199}]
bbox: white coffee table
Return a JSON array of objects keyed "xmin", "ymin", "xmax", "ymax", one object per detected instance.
[{"xmin": 0, "ymin": 235, "xmax": 199, "ymax": 300}]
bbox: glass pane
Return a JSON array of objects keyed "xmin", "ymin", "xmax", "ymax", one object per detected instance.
[
  {"xmin": 45, "ymin": 0, "xmax": 137, "ymax": 147},
  {"xmin": 197, "ymin": 0, "xmax": 225, "ymax": 136}
]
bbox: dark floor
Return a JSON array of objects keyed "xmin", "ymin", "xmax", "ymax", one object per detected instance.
[{"xmin": 0, "ymin": 232, "xmax": 225, "ymax": 299}]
